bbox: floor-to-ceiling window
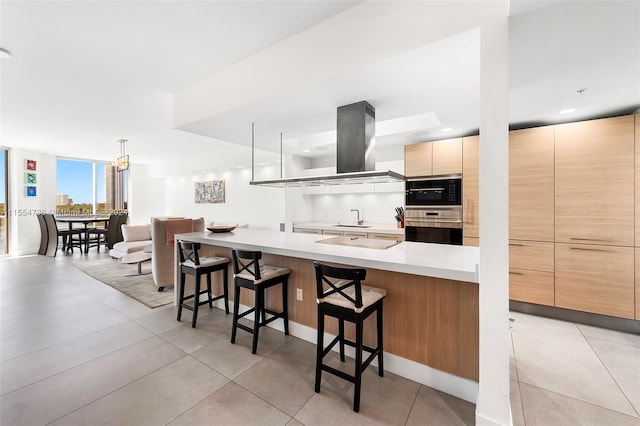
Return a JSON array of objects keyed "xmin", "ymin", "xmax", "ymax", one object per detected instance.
[
  {"xmin": 56, "ymin": 158, "xmax": 117, "ymax": 215},
  {"xmin": 0, "ymin": 149, "xmax": 7, "ymax": 255}
]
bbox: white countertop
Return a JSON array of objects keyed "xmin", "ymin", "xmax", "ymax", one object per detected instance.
[
  {"xmin": 175, "ymin": 228, "xmax": 479, "ymax": 283},
  {"xmin": 293, "ymin": 221, "xmax": 404, "ymax": 235}
]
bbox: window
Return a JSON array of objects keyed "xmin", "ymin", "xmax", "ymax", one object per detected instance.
[{"xmin": 56, "ymin": 158, "xmax": 126, "ymax": 215}]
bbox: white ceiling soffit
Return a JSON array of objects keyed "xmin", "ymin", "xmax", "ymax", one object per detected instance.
[{"xmin": 0, "ymin": 1, "xmax": 360, "ymax": 163}]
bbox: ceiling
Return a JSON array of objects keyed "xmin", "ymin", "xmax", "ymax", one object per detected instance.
[{"xmin": 1, "ymin": 1, "xmax": 638, "ymax": 166}]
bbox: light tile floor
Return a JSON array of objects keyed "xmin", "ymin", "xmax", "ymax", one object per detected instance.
[{"xmin": 1, "ymin": 254, "xmax": 638, "ymax": 425}]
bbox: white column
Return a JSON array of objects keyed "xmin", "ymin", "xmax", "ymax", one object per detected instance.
[{"xmin": 476, "ymin": 3, "xmax": 511, "ymax": 426}]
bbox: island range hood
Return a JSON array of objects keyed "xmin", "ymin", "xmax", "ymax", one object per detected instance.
[{"xmin": 250, "ymin": 101, "xmax": 405, "ymax": 187}]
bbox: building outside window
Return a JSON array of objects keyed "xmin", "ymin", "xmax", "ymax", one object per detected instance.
[{"xmin": 56, "ymin": 158, "xmax": 125, "ymax": 215}]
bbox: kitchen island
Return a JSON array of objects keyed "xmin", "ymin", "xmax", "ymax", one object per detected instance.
[{"xmin": 174, "ymin": 228, "xmax": 480, "ymax": 398}]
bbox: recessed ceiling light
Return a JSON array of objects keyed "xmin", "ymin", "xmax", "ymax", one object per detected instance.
[
  {"xmin": 0, "ymin": 47, "xmax": 12, "ymax": 59},
  {"xmin": 441, "ymin": 127, "xmax": 453, "ymax": 132},
  {"xmin": 302, "ymin": 149, "xmax": 311, "ymax": 153},
  {"xmin": 559, "ymin": 108, "xmax": 577, "ymax": 114}
]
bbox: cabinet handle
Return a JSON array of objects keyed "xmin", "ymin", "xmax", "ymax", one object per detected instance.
[
  {"xmin": 569, "ymin": 237, "xmax": 613, "ymax": 242},
  {"xmin": 465, "ymin": 198, "xmax": 472, "ymax": 224},
  {"xmin": 509, "ymin": 243, "xmax": 523, "ymax": 247},
  {"xmin": 570, "ymin": 247, "xmax": 614, "ymax": 253},
  {"xmin": 509, "ymin": 271, "xmax": 523, "ymax": 275}
]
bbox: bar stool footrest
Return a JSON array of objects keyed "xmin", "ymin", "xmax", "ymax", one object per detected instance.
[{"xmin": 321, "ymin": 365, "xmax": 356, "ymax": 383}]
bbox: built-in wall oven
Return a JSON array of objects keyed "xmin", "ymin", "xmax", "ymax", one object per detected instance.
[{"xmin": 405, "ymin": 175, "xmax": 463, "ymax": 245}]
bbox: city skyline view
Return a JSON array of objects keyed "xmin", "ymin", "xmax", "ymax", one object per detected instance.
[{"xmin": 57, "ymin": 159, "xmax": 106, "ymax": 205}]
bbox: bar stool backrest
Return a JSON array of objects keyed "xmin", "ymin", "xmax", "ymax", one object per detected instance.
[
  {"xmin": 178, "ymin": 241, "xmax": 202, "ymax": 266},
  {"xmin": 314, "ymin": 262, "xmax": 367, "ymax": 310},
  {"xmin": 231, "ymin": 249, "xmax": 263, "ymax": 281}
]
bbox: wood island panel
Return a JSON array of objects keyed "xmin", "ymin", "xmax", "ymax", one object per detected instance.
[{"xmin": 196, "ymin": 244, "xmax": 479, "ymax": 381}]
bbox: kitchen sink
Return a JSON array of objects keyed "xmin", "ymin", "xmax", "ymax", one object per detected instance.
[{"xmin": 333, "ymin": 224, "xmax": 371, "ymax": 228}]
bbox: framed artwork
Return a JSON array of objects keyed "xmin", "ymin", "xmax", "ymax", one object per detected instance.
[
  {"xmin": 26, "ymin": 159, "xmax": 37, "ymax": 171},
  {"xmin": 195, "ymin": 180, "xmax": 225, "ymax": 204},
  {"xmin": 26, "ymin": 186, "xmax": 37, "ymax": 197},
  {"xmin": 25, "ymin": 172, "xmax": 37, "ymax": 184}
]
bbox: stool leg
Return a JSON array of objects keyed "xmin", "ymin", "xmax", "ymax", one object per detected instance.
[
  {"xmin": 223, "ymin": 266, "xmax": 230, "ymax": 314},
  {"xmin": 315, "ymin": 307, "xmax": 324, "ymax": 393},
  {"xmin": 206, "ymin": 272, "xmax": 213, "ymax": 308},
  {"xmin": 252, "ymin": 288, "xmax": 263, "ymax": 354},
  {"xmin": 231, "ymin": 281, "xmax": 241, "ymax": 344},
  {"xmin": 339, "ymin": 319, "xmax": 345, "ymax": 362},
  {"xmin": 282, "ymin": 277, "xmax": 289, "ymax": 335},
  {"xmin": 353, "ymin": 316, "xmax": 364, "ymax": 413},
  {"xmin": 377, "ymin": 303, "xmax": 384, "ymax": 377},
  {"xmin": 192, "ymin": 274, "xmax": 201, "ymax": 328},
  {"xmin": 177, "ymin": 271, "xmax": 185, "ymax": 321}
]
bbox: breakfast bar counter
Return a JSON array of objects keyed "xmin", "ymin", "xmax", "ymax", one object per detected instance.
[{"xmin": 175, "ymin": 228, "xmax": 480, "ymax": 388}]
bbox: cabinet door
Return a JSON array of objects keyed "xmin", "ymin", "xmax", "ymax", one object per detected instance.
[
  {"xmin": 555, "ymin": 243, "xmax": 634, "ymax": 319},
  {"xmin": 509, "ymin": 268, "xmax": 554, "ymax": 306},
  {"xmin": 368, "ymin": 232, "xmax": 404, "ymax": 241},
  {"xmin": 509, "ymin": 240, "xmax": 554, "ymax": 272},
  {"xmin": 404, "ymin": 143, "xmax": 432, "ymax": 177},
  {"xmin": 344, "ymin": 231, "xmax": 368, "ymax": 238},
  {"xmin": 432, "ymin": 138, "xmax": 462, "ymax": 175},
  {"xmin": 636, "ymin": 115, "xmax": 640, "ymax": 247},
  {"xmin": 463, "ymin": 236, "xmax": 479, "ymax": 247},
  {"xmin": 462, "ymin": 136, "xmax": 479, "ymax": 238},
  {"xmin": 322, "ymin": 230, "xmax": 343, "ymax": 236},
  {"xmin": 293, "ymin": 228, "xmax": 322, "ymax": 234},
  {"xmin": 510, "ymin": 127, "xmax": 554, "ymax": 241},
  {"xmin": 555, "ymin": 116, "xmax": 634, "ymax": 246}
]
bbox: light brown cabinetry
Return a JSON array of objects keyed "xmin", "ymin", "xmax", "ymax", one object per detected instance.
[
  {"xmin": 555, "ymin": 243, "xmax": 634, "ymax": 319},
  {"xmin": 510, "ymin": 127, "xmax": 554, "ymax": 242},
  {"xmin": 509, "ymin": 240, "xmax": 554, "ymax": 305},
  {"xmin": 555, "ymin": 116, "xmax": 635, "ymax": 247},
  {"xmin": 463, "ymin": 236, "xmax": 478, "ymax": 247},
  {"xmin": 636, "ymin": 115, "xmax": 640, "ymax": 319},
  {"xmin": 636, "ymin": 248, "xmax": 640, "ymax": 320},
  {"xmin": 404, "ymin": 138, "xmax": 462, "ymax": 177},
  {"xmin": 462, "ymin": 136, "xmax": 479, "ymax": 240}
]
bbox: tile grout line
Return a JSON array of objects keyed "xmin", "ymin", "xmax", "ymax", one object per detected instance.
[
  {"xmin": 403, "ymin": 383, "xmax": 422, "ymax": 426},
  {"xmin": 509, "ymin": 332, "xmax": 527, "ymax": 426},
  {"xmin": 577, "ymin": 324, "xmax": 640, "ymax": 418},
  {"xmin": 43, "ymin": 348, "xmax": 191, "ymax": 425},
  {"xmin": 0, "ymin": 323, "xmax": 156, "ymax": 397}
]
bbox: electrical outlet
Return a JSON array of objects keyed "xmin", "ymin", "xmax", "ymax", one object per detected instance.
[{"xmin": 296, "ymin": 288, "xmax": 303, "ymax": 301}]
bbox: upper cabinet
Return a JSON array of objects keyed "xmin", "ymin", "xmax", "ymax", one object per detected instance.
[
  {"xmin": 555, "ymin": 116, "xmax": 635, "ymax": 246},
  {"xmin": 509, "ymin": 127, "xmax": 555, "ymax": 241},
  {"xmin": 462, "ymin": 136, "xmax": 479, "ymax": 239},
  {"xmin": 404, "ymin": 138, "xmax": 462, "ymax": 177}
]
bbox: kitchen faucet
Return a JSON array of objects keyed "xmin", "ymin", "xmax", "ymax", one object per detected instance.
[{"xmin": 350, "ymin": 209, "xmax": 363, "ymax": 225}]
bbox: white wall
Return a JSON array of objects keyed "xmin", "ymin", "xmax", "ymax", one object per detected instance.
[
  {"xmin": 8, "ymin": 148, "xmax": 57, "ymax": 255},
  {"xmin": 163, "ymin": 165, "xmax": 285, "ymax": 231},
  {"xmin": 128, "ymin": 163, "xmax": 165, "ymax": 225},
  {"xmin": 292, "ymin": 159, "xmax": 405, "ymax": 225}
]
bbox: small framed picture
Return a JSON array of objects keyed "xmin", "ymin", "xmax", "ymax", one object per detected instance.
[
  {"xmin": 26, "ymin": 159, "xmax": 37, "ymax": 171},
  {"xmin": 26, "ymin": 186, "xmax": 37, "ymax": 197},
  {"xmin": 25, "ymin": 172, "xmax": 37, "ymax": 184}
]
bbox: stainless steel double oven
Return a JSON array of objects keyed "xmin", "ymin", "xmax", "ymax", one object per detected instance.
[{"xmin": 404, "ymin": 174, "xmax": 463, "ymax": 245}]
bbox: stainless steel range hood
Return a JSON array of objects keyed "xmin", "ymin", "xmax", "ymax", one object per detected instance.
[{"xmin": 250, "ymin": 101, "xmax": 405, "ymax": 187}]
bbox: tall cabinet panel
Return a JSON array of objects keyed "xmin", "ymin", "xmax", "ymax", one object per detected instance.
[
  {"xmin": 462, "ymin": 136, "xmax": 479, "ymax": 241},
  {"xmin": 636, "ymin": 114, "xmax": 639, "ymax": 319},
  {"xmin": 509, "ymin": 127, "xmax": 555, "ymax": 242},
  {"xmin": 554, "ymin": 115, "xmax": 635, "ymax": 319},
  {"xmin": 432, "ymin": 138, "xmax": 462, "ymax": 176},
  {"xmin": 555, "ymin": 115, "xmax": 635, "ymax": 246},
  {"xmin": 404, "ymin": 143, "xmax": 432, "ymax": 178}
]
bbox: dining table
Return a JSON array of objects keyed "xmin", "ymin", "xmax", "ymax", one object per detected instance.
[{"xmin": 55, "ymin": 215, "xmax": 110, "ymax": 253}]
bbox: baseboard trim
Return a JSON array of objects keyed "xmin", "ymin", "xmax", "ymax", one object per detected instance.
[
  {"xmin": 510, "ymin": 301, "xmax": 640, "ymax": 334},
  {"xmin": 212, "ymin": 299, "xmax": 479, "ymax": 404}
]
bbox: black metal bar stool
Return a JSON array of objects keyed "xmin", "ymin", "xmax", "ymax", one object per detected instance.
[
  {"xmin": 177, "ymin": 241, "xmax": 230, "ymax": 328},
  {"xmin": 230, "ymin": 249, "xmax": 290, "ymax": 354},
  {"xmin": 313, "ymin": 261, "xmax": 386, "ymax": 413}
]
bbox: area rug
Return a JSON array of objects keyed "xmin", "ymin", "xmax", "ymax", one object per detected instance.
[{"xmin": 75, "ymin": 257, "xmax": 173, "ymax": 308}]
